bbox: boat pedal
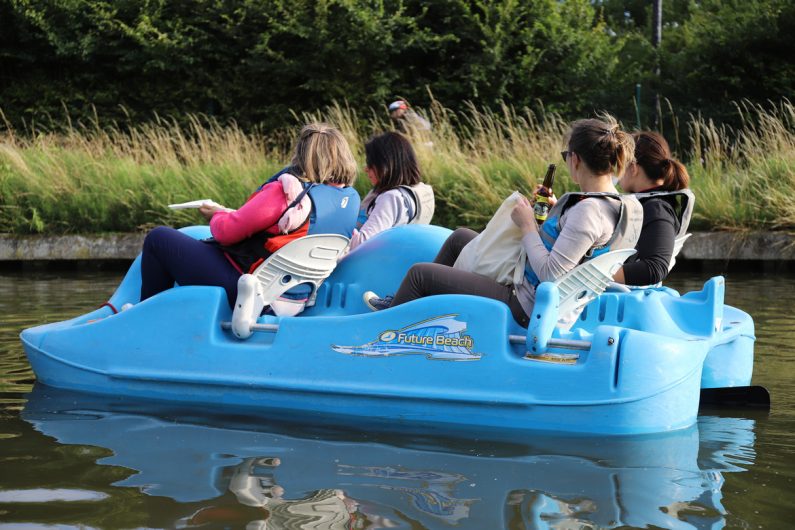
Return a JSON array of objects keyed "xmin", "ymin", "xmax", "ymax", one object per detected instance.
[{"xmin": 523, "ymin": 352, "xmax": 580, "ymax": 364}]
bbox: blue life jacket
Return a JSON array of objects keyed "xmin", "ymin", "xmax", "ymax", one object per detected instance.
[
  {"xmin": 306, "ymin": 184, "xmax": 359, "ymax": 238},
  {"xmin": 523, "ymin": 192, "xmax": 642, "ymax": 287},
  {"xmin": 262, "ymin": 166, "xmax": 359, "ymax": 236}
]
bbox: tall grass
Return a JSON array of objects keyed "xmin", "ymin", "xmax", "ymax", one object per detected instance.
[
  {"xmin": 1, "ymin": 100, "xmax": 793, "ymax": 234},
  {"xmin": 686, "ymin": 100, "xmax": 795, "ymax": 230},
  {"xmin": 0, "ymin": 114, "xmax": 281, "ymax": 233}
]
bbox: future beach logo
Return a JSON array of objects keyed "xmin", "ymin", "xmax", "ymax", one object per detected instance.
[{"xmin": 332, "ymin": 314, "xmax": 481, "ymax": 361}]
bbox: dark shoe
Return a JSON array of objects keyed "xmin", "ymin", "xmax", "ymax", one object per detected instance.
[{"xmin": 363, "ymin": 291, "xmax": 394, "ymax": 311}]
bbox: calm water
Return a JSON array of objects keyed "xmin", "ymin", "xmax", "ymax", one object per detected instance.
[{"xmin": 1, "ymin": 268, "xmax": 793, "ymax": 529}]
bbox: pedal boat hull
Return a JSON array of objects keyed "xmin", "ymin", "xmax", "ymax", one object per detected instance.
[{"xmin": 20, "ymin": 225, "xmax": 716, "ymax": 435}]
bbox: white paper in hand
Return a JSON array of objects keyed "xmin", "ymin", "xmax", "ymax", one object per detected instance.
[{"xmin": 168, "ymin": 199, "xmax": 224, "ymax": 210}]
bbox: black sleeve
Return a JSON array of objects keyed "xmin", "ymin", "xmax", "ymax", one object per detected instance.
[{"xmin": 622, "ymin": 200, "xmax": 678, "ymax": 285}]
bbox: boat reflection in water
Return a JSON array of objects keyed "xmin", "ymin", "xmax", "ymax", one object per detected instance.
[{"xmin": 22, "ymin": 384, "xmax": 758, "ymax": 530}]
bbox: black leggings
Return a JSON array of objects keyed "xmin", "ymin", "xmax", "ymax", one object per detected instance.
[{"xmin": 391, "ymin": 228, "xmax": 530, "ymax": 327}]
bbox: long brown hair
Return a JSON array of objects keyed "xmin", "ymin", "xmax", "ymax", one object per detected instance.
[
  {"xmin": 633, "ymin": 131, "xmax": 690, "ymax": 191},
  {"xmin": 365, "ymin": 132, "xmax": 421, "ymax": 194},
  {"xmin": 567, "ymin": 114, "xmax": 634, "ymax": 177}
]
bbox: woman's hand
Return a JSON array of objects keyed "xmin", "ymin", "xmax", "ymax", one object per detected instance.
[
  {"xmin": 511, "ymin": 195, "xmax": 538, "ymax": 234},
  {"xmin": 198, "ymin": 204, "xmax": 225, "ymax": 221},
  {"xmin": 532, "ymin": 185, "xmax": 558, "ymax": 207}
]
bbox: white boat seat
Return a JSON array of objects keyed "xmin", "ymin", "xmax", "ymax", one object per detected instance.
[
  {"xmin": 527, "ymin": 248, "xmax": 637, "ymax": 356},
  {"xmin": 231, "ymin": 234, "xmax": 350, "ymax": 339},
  {"xmin": 554, "ymin": 248, "xmax": 637, "ymax": 331}
]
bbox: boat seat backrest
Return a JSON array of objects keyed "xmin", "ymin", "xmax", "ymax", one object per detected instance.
[
  {"xmin": 554, "ymin": 248, "xmax": 637, "ymax": 330},
  {"xmin": 251, "ymin": 234, "xmax": 350, "ymax": 305},
  {"xmin": 230, "ymin": 234, "xmax": 350, "ymax": 339}
]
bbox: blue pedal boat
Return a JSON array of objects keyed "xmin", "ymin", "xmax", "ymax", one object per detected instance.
[{"xmin": 19, "ymin": 225, "xmax": 757, "ymax": 435}]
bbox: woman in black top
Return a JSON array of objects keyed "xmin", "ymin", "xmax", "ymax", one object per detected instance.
[{"xmin": 614, "ymin": 131, "xmax": 691, "ymax": 285}]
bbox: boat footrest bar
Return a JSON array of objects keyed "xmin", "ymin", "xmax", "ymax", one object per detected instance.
[{"xmin": 221, "ymin": 321, "xmax": 280, "ymax": 333}]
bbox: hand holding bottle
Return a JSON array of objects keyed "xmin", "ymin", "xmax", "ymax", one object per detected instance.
[
  {"xmin": 533, "ymin": 164, "xmax": 557, "ymax": 225},
  {"xmin": 532, "ymin": 185, "xmax": 557, "ymax": 207}
]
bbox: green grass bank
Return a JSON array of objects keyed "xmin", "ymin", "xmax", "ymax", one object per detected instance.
[{"xmin": 1, "ymin": 100, "xmax": 794, "ymax": 235}]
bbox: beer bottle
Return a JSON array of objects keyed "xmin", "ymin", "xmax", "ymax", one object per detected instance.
[{"xmin": 533, "ymin": 164, "xmax": 556, "ymax": 225}]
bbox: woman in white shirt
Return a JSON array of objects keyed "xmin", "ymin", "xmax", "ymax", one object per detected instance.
[{"xmin": 349, "ymin": 132, "xmax": 434, "ymax": 250}]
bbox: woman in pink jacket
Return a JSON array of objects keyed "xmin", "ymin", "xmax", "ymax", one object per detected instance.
[{"xmin": 139, "ymin": 123, "xmax": 359, "ymax": 307}]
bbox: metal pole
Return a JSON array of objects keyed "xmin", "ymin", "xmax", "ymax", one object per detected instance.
[
  {"xmin": 635, "ymin": 83, "xmax": 642, "ymax": 130},
  {"xmin": 652, "ymin": 0, "xmax": 663, "ymax": 130}
]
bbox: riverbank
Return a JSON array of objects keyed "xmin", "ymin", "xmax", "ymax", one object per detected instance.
[{"xmin": 2, "ymin": 231, "xmax": 794, "ymax": 266}]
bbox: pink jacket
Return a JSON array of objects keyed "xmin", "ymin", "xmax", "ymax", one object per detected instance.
[{"xmin": 210, "ymin": 174, "xmax": 312, "ymax": 245}]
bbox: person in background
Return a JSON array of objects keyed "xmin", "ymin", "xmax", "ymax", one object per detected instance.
[
  {"xmin": 614, "ymin": 131, "xmax": 692, "ymax": 285},
  {"xmin": 139, "ymin": 122, "xmax": 360, "ymax": 308},
  {"xmin": 364, "ymin": 115, "xmax": 642, "ymax": 327},
  {"xmin": 388, "ymin": 99, "xmax": 431, "ymax": 136},
  {"xmin": 350, "ymin": 131, "xmax": 435, "ymax": 251}
]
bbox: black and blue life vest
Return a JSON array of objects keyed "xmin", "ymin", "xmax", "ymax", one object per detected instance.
[{"xmin": 523, "ymin": 192, "xmax": 643, "ymax": 287}]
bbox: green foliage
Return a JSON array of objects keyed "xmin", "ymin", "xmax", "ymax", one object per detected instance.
[
  {"xmin": 0, "ymin": 0, "xmax": 646, "ymax": 130},
  {"xmin": 661, "ymin": 0, "xmax": 795, "ymax": 124},
  {"xmin": 3, "ymin": 1, "xmax": 792, "ymax": 134}
]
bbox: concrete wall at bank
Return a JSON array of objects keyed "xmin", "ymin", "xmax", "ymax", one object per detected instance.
[{"xmin": 1, "ymin": 231, "xmax": 795, "ymax": 262}]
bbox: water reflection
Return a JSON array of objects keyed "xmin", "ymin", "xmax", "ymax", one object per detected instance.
[{"xmin": 21, "ymin": 385, "xmax": 758, "ymax": 530}]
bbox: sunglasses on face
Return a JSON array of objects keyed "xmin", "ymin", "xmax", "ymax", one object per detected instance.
[{"xmin": 561, "ymin": 150, "xmax": 571, "ymax": 162}]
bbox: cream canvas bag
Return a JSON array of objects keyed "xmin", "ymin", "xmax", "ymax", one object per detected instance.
[{"xmin": 453, "ymin": 191, "xmax": 527, "ymax": 286}]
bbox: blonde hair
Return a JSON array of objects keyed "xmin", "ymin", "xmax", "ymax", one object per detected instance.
[
  {"xmin": 567, "ymin": 113, "xmax": 635, "ymax": 177},
  {"xmin": 289, "ymin": 123, "xmax": 357, "ymax": 186}
]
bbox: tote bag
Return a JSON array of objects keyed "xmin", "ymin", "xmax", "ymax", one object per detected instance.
[{"xmin": 453, "ymin": 191, "xmax": 527, "ymax": 286}]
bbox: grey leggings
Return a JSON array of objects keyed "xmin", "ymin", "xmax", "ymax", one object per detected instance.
[{"xmin": 391, "ymin": 228, "xmax": 530, "ymax": 327}]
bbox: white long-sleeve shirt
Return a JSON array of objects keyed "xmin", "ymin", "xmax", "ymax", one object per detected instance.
[
  {"xmin": 349, "ymin": 189, "xmax": 413, "ymax": 250},
  {"xmin": 515, "ymin": 197, "xmax": 620, "ymax": 316}
]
